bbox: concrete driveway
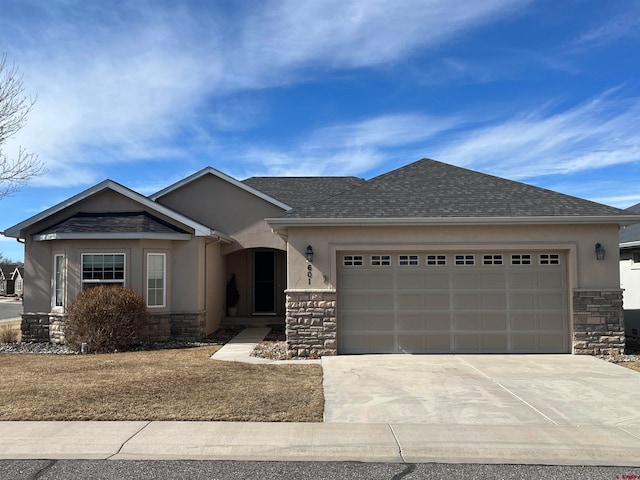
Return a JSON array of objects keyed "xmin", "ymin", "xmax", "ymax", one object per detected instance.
[{"xmin": 322, "ymin": 354, "xmax": 640, "ymax": 426}]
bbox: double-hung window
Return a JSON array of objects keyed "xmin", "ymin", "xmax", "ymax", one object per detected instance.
[
  {"xmin": 147, "ymin": 253, "xmax": 166, "ymax": 307},
  {"xmin": 81, "ymin": 253, "xmax": 125, "ymax": 289}
]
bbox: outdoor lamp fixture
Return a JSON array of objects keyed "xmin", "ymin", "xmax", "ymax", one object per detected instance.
[
  {"xmin": 305, "ymin": 245, "xmax": 314, "ymax": 263},
  {"xmin": 595, "ymin": 243, "xmax": 606, "ymax": 261}
]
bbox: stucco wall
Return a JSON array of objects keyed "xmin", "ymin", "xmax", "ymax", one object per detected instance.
[
  {"xmin": 285, "ymin": 223, "xmax": 621, "ymax": 291},
  {"xmin": 153, "ymin": 174, "xmax": 287, "ymax": 253}
]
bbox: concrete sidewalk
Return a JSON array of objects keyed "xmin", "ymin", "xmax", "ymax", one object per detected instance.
[{"xmin": 0, "ymin": 421, "xmax": 639, "ymax": 465}]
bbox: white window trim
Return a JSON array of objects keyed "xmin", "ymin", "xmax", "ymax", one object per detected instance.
[
  {"xmin": 398, "ymin": 254, "xmax": 419, "ymax": 266},
  {"xmin": 146, "ymin": 252, "xmax": 166, "ymax": 308},
  {"xmin": 81, "ymin": 253, "xmax": 126, "ymax": 289},
  {"xmin": 53, "ymin": 253, "xmax": 65, "ymax": 309}
]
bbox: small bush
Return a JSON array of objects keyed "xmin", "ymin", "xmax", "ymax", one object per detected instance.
[
  {"xmin": 65, "ymin": 286, "xmax": 149, "ymax": 353},
  {"xmin": 0, "ymin": 325, "xmax": 19, "ymax": 344}
]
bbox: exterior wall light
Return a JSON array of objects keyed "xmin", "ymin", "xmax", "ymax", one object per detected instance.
[
  {"xmin": 595, "ymin": 243, "xmax": 606, "ymax": 261},
  {"xmin": 305, "ymin": 245, "xmax": 314, "ymax": 263}
]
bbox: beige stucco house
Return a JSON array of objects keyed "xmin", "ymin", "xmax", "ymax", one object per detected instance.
[
  {"xmin": 620, "ymin": 202, "xmax": 640, "ymax": 339},
  {"xmin": 3, "ymin": 158, "xmax": 639, "ymax": 355}
]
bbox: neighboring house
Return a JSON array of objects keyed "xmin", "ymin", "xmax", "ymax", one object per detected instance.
[
  {"xmin": 0, "ymin": 263, "xmax": 23, "ymax": 296},
  {"xmin": 3, "ymin": 158, "xmax": 639, "ymax": 355},
  {"xmin": 620, "ymin": 202, "xmax": 640, "ymax": 339}
]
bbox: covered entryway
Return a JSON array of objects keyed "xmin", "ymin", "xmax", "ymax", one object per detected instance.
[{"xmin": 338, "ymin": 251, "xmax": 569, "ymax": 354}]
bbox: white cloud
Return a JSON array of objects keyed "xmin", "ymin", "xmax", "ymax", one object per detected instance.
[
  {"xmin": 2, "ymin": 0, "xmax": 529, "ymax": 187},
  {"xmin": 571, "ymin": 9, "xmax": 640, "ymax": 48},
  {"xmin": 429, "ymin": 89, "xmax": 640, "ymax": 180}
]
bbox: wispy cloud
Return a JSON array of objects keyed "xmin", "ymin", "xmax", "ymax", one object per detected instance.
[
  {"xmin": 571, "ymin": 8, "xmax": 640, "ymax": 48},
  {"xmin": 429, "ymin": 89, "xmax": 640, "ymax": 180},
  {"xmin": 3, "ymin": 0, "xmax": 529, "ymax": 187}
]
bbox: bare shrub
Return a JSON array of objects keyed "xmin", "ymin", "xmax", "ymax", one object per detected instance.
[{"xmin": 65, "ymin": 286, "xmax": 148, "ymax": 353}]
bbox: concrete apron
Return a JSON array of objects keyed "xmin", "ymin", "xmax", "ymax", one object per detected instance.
[{"xmin": 321, "ymin": 354, "xmax": 640, "ymax": 426}]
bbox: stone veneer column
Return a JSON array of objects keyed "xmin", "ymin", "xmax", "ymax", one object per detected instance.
[
  {"xmin": 573, "ymin": 289, "xmax": 625, "ymax": 355},
  {"xmin": 20, "ymin": 313, "xmax": 50, "ymax": 343},
  {"xmin": 286, "ymin": 289, "xmax": 337, "ymax": 357}
]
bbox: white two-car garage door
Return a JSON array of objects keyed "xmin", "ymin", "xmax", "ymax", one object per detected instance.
[{"xmin": 338, "ymin": 251, "xmax": 569, "ymax": 354}]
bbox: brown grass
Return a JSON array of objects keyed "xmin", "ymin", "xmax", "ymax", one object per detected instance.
[
  {"xmin": 620, "ymin": 361, "xmax": 640, "ymax": 373},
  {"xmin": 0, "ymin": 346, "xmax": 323, "ymax": 422},
  {"xmin": 0, "ymin": 320, "xmax": 21, "ymax": 343}
]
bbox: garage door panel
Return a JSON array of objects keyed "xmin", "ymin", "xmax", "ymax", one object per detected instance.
[
  {"xmin": 338, "ymin": 251, "xmax": 568, "ymax": 354},
  {"xmin": 424, "ymin": 292, "xmax": 450, "ymax": 309},
  {"xmin": 452, "ymin": 272, "xmax": 480, "ymax": 289},
  {"xmin": 482, "ymin": 293, "xmax": 507, "ymax": 309},
  {"xmin": 453, "ymin": 293, "xmax": 481, "ymax": 309},
  {"xmin": 538, "ymin": 292, "xmax": 565, "ymax": 309},
  {"xmin": 342, "ymin": 292, "xmax": 394, "ymax": 310},
  {"xmin": 481, "ymin": 272, "xmax": 506, "ymax": 289},
  {"xmin": 397, "ymin": 293, "xmax": 425, "ymax": 309},
  {"xmin": 396, "ymin": 272, "xmax": 426, "ymax": 289},
  {"xmin": 424, "ymin": 273, "xmax": 450, "ymax": 289}
]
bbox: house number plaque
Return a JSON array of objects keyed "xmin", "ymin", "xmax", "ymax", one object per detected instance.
[{"xmin": 307, "ymin": 264, "xmax": 312, "ymax": 285}]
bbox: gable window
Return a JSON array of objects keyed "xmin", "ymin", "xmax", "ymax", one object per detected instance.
[
  {"xmin": 539, "ymin": 253, "xmax": 560, "ymax": 265},
  {"xmin": 455, "ymin": 254, "xmax": 475, "ymax": 266},
  {"xmin": 427, "ymin": 254, "xmax": 447, "ymax": 266},
  {"xmin": 511, "ymin": 254, "xmax": 531, "ymax": 265},
  {"xmin": 398, "ymin": 254, "xmax": 419, "ymax": 266},
  {"xmin": 82, "ymin": 253, "xmax": 125, "ymax": 289},
  {"xmin": 343, "ymin": 255, "xmax": 363, "ymax": 267},
  {"xmin": 371, "ymin": 255, "xmax": 391, "ymax": 266},
  {"xmin": 483, "ymin": 254, "xmax": 503, "ymax": 265},
  {"xmin": 54, "ymin": 254, "xmax": 65, "ymax": 307},
  {"xmin": 147, "ymin": 253, "xmax": 166, "ymax": 307}
]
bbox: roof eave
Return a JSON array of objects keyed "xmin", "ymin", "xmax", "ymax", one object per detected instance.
[
  {"xmin": 33, "ymin": 232, "xmax": 193, "ymax": 241},
  {"xmin": 267, "ymin": 215, "xmax": 640, "ymax": 229},
  {"xmin": 620, "ymin": 240, "xmax": 640, "ymax": 249}
]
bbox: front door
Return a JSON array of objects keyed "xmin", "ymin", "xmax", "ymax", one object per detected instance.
[{"xmin": 253, "ymin": 250, "xmax": 276, "ymax": 314}]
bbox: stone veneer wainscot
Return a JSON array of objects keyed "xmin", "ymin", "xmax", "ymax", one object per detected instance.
[
  {"xmin": 286, "ymin": 289, "xmax": 337, "ymax": 357},
  {"xmin": 572, "ymin": 289, "xmax": 625, "ymax": 355}
]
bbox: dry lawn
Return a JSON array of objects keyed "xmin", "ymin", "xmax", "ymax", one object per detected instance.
[
  {"xmin": 0, "ymin": 346, "xmax": 323, "ymax": 422},
  {"xmin": 621, "ymin": 361, "xmax": 640, "ymax": 373}
]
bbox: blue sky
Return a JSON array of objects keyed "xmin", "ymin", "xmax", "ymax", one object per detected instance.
[{"xmin": 1, "ymin": 0, "xmax": 639, "ymax": 262}]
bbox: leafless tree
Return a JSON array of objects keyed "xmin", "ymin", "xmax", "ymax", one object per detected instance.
[{"xmin": 0, "ymin": 52, "xmax": 44, "ymax": 199}]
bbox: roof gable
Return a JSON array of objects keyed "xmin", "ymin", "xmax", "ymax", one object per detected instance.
[
  {"xmin": 274, "ymin": 158, "xmax": 636, "ymax": 221},
  {"xmin": 242, "ymin": 176, "xmax": 366, "ymax": 209},
  {"xmin": 2, "ymin": 180, "xmax": 231, "ymax": 241},
  {"xmin": 150, "ymin": 166, "xmax": 291, "ymax": 211}
]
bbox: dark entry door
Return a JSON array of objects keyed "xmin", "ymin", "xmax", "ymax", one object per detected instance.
[{"xmin": 253, "ymin": 250, "xmax": 275, "ymax": 314}]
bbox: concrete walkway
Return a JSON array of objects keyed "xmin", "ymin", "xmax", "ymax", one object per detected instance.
[
  {"xmin": 210, "ymin": 327, "xmax": 320, "ymax": 365},
  {"xmin": 0, "ymin": 421, "xmax": 639, "ymax": 465}
]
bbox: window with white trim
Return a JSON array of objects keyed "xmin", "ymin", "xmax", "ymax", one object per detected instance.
[
  {"xmin": 483, "ymin": 254, "xmax": 503, "ymax": 265},
  {"xmin": 539, "ymin": 253, "xmax": 560, "ymax": 265},
  {"xmin": 81, "ymin": 253, "xmax": 125, "ymax": 289},
  {"xmin": 427, "ymin": 254, "xmax": 447, "ymax": 266},
  {"xmin": 147, "ymin": 253, "xmax": 166, "ymax": 307},
  {"xmin": 455, "ymin": 254, "xmax": 475, "ymax": 266},
  {"xmin": 398, "ymin": 254, "xmax": 419, "ymax": 266},
  {"xmin": 371, "ymin": 255, "xmax": 391, "ymax": 266},
  {"xmin": 54, "ymin": 254, "xmax": 65, "ymax": 307},
  {"xmin": 343, "ymin": 255, "xmax": 363, "ymax": 267},
  {"xmin": 511, "ymin": 254, "xmax": 531, "ymax": 265}
]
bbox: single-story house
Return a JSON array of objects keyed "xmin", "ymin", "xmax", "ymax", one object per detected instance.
[
  {"xmin": 620, "ymin": 202, "xmax": 640, "ymax": 339},
  {"xmin": 0, "ymin": 263, "xmax": 23, "ymax": 296},
  {"xmin": 3, "ymin": 158, "xmax": 639, "ymax": 355}
]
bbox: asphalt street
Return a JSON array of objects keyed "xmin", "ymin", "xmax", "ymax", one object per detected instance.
[
  {"xmin": 2, "ymin": 460, "xmax": 640, "ymax": 480},
  {"xmin": 0, "ymin": 298, "xmax": 22, "ymax": 321}
]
